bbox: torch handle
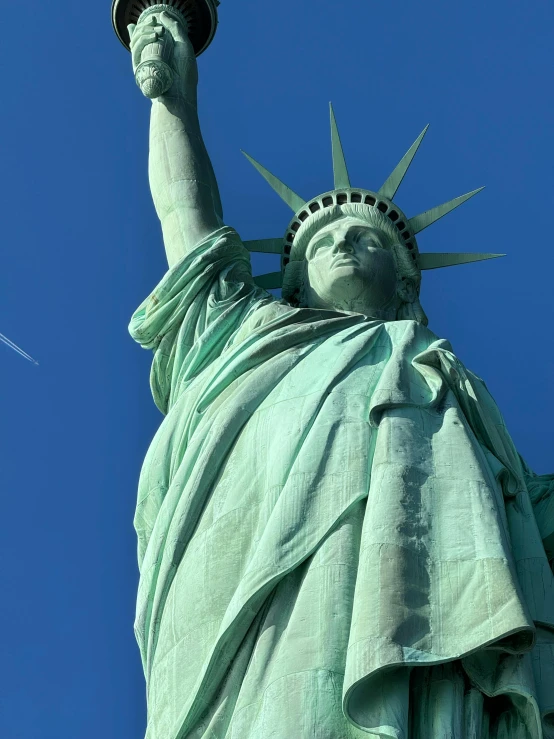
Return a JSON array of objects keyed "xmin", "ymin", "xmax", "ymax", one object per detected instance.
[{"xmin": 135, "ymin": 31, "xmax": 176, "ymax": 99}]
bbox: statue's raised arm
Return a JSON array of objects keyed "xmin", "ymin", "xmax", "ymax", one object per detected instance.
[{"xmin": 129, "ymin": 10, "xmax": 223, "ymax": 266}]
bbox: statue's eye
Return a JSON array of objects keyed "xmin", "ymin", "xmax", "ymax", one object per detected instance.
[
  {"xmin": 313, "ymin": 236, "xmax": 333, "ymax": 251},
  {"xmin": 355, "ymin": 232, "xmax": 372, "ymax": 246},
  {"xmin": 358, "ymin": 232, "xmax": 381, "ymax": 248}
]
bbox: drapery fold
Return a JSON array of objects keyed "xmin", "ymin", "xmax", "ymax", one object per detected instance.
[{"xmin": 130, "ymin": 228, "xmax": 554, "ymax": 738}]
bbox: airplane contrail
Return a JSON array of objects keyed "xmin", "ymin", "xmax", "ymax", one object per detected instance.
[{"xmin": 0, "ymin": 331, "xmax": 38, "ymax": 365}]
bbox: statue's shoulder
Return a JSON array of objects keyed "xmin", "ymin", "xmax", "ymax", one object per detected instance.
[
  {"xmin": 385, "ymin": 318, "xmax": 447, "ymax": 348},
  {"xmin": 228, "ymin": 298, "xmax": 295, "ymax": 346},
  {"xmin": 245, "ymin": 299, "xmax": 295, "ymax": 327}
]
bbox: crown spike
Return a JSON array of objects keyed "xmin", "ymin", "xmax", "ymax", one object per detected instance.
[
  {"xmin": 418, "ymin": 252, "xmax": 505, "ymax": 270},
  {"xmin": 378, "ymin": 125, "xmax": 429, "ymax": 200},
  {"xmin": 244, "ymin": 238, "xmax": 283, "ymax": 254},
  {"xmin": 409, "ymin": 187, "xmax": 484, "ymax": 235},
  {"xmin": 241, "ymin": 151, "xmax": 305, "ymax": 212},
  {"xmin": 330, "ymin": 103, "xmax": 351, "ymax": 189}
]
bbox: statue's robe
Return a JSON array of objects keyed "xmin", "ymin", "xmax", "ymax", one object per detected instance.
[{"xmin": 130, "ymin": 227, "xmax": 554, "ymax": 739}]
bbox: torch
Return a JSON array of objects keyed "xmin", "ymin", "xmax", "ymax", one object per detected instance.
[{"xmin": 112, "ymin": 0, "xmax": 220, "ymax": 98}]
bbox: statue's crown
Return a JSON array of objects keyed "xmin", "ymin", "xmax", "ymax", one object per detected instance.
[{"xmin": 242, "ymin": 105, "xmax": 503, "ymax": 291}]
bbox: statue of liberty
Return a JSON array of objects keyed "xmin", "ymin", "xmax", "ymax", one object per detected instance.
[{"xmin": 115, "ymin": 3, "xmax": 554, "ymax": 737}]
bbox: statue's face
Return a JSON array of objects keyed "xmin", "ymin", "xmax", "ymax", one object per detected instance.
[{"xmin": 304, "ymin": 217, "xmax": 399, "ymax": 316}]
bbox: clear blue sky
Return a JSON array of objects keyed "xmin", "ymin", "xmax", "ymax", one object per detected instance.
[{"xmin": 0, "ymin": 0, "xmax": 552, "ymax": 736}]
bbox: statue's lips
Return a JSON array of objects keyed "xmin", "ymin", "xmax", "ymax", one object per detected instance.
[{"xmin": 331, "ymin": 255, "xmax": 359, "ymax": 268}]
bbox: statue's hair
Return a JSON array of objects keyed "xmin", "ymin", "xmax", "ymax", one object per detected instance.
[{"xmin": 282, "ymin": 204, "xmax": 428, "ymax": 324}]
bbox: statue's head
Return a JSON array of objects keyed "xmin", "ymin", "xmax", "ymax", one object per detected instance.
[
  {"xmin": 282, "ymin": 206, "xmax": 426, "ymax": 323},
  {"xmin": 243, "ymin": 105, "xmax": 501, "ymax": 321}
]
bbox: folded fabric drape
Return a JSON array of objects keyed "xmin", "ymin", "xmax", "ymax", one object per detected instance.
[{"xmin": 130, "ymin": 227, "xmax": 554, "ymax": 739}]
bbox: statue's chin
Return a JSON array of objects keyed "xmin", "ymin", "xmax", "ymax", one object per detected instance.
[
  {"xmin": 307, "ymin": 267, "xmax": 397, "ymax": 316},
  {"xmin": 320, "ymin": 270, "xmax": 368, "ymax": 303},
  {"xmin": 330, "ymin": 264, "xmax": 360, "ymax": 277}
]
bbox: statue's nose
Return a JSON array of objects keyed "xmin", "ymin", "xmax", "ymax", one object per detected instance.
[{"xmin": 335, "ymin": 239, "xmax": 354, "ymax": 254}]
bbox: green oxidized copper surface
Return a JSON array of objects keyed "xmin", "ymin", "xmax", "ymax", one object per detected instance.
[
  {"xmin": 112, "ymin": 0, "xmax": 219, "ymax": 55},
  {"xmin": 118, "ymin": 6, "xmax": 554, "ymax": 738},
  {"xmin": 242, "ymin": 108, "xmax": 495, "ymax": 289}
]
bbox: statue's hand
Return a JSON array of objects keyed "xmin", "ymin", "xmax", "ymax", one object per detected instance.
[{"xmin": 128, "ymin": 10, "xmax": 197, "ymax": 102}]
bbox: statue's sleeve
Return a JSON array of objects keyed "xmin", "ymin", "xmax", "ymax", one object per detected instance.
[
  {"xmin": 520, "ymin": 460, "xmax": 554, "ymax": 565},
  {"xmin": 129, "ymin": 226, "xmax": 273, "ymax": 413},
  {"xmin": 461, "ymin": 366, "xmax": 554, "ymax": 567},
  {"xmin": 417, "ymin": 343, "xmax": 554, "ymax": 570}
]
